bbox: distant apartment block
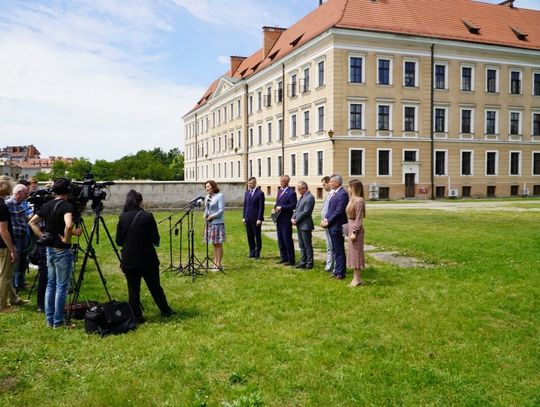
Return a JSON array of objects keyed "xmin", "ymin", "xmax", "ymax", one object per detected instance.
[{"xmin": 182, "ymin": 0, "xmax": 540, "ymax": 199}]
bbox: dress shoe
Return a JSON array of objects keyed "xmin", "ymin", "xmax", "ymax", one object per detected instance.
[
  {"xmin": 332, "ymin": 274, "xmax": 345, "ymax": 280},
  {"xmin": 296, "ymin": 264, "xmax": 306, "ymax": 269},
  {"xmin": 305, "ymin": 265, "xmax": 313, "ymax": 269},
  {"xmin": 13, "ymin": 299, "xmax": 30, "ymax": 306},
  {"xmin": 287, "ymin": 262, "xmax": 296, "ymax": 266},
  {"xmin": 161, "ymin": 309, "xmax": 176, "ymax": 318}
]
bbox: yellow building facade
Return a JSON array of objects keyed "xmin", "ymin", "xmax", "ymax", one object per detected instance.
[{"xmin": 183, "ymin": 0, "xmax": 540, "ymax": 199}]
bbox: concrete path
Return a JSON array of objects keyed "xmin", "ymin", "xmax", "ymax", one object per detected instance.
[{"xmin": 262, "ymin": 223, "xmax": 431, "ymax": 268}]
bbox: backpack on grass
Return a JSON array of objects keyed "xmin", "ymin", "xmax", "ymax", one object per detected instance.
[{"xmin": 84, "ymin": 301, "xmax": 136, "ymax": 337}]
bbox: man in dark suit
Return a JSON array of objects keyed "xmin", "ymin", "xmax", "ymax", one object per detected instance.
[
  {"xmin": 242, "ymin": 177, "xmax": 265, "ymax": 259},
  {"xmin": 291, "ymin": 181, "xmax": 315, "ymax": 269},
  {"xmin": 272, "ymin": 175, "xmax": 297, "ymax": 266},
  {"xmin": 322, "ymin": 174, "xmax": 349, "ymax": 279}
]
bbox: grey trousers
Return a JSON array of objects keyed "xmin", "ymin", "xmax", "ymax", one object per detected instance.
[
  {"xmin": 324, "ymin": 229, "xmax": 334, "ymax": 271},
  {"xmin": 297, "ymin": 229, "xmax": 314, "ymax": 267}
]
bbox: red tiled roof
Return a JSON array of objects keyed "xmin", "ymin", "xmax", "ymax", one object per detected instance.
[{"xmin": 187, "ymin": 0, "xmax": 540, "ymax": 115}]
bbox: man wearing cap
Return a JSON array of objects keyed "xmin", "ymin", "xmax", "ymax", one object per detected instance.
[{"xmin": 29, "ymin": 178, "xmax": 80, "ymax": 328}]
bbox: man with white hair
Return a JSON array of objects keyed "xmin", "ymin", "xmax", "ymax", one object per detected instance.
[{"xmin": 5, "ymin": 183, "xmax": 30, "ymax": 291}]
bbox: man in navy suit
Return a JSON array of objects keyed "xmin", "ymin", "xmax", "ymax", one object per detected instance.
[
  {"xmin": 272, "ymin": 175, "xmax": 297, "ymax": 266},
  {"xmin": 242, "ymin": 177, "xmax": 265, "ymax": 259},
  {"xmin": 322, "ymin": 174, "xmax": 349, "ymax": 279}
]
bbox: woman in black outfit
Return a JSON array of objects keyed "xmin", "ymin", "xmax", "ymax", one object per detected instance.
[{"xmin": 115, "ymin": 190, "xmax": 173, "ymax": 323}]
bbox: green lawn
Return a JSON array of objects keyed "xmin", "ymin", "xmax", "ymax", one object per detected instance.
[{"xmin": 1, "ymin": 206, "xmax": 539, "ymax": 406}]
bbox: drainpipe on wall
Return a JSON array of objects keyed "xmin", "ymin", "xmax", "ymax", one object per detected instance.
[
  {"xmin": 243, "ymin": 83, "xmax": 249, "ymax": 183},
  {"xmin": 430, "ymin": 44, "xmax": 435, "ymax": 200},
  {"xmin": 194, "ymin": 112, "xmax": 198, "ymax": 182},
  {"xmin": 281, "ymin": 63, "xmax": 286, "ymax": 175}
]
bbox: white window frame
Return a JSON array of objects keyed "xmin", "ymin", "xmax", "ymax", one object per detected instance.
[
  {"xmin": 349, "ymin": 148, "xmax": 365, "ymax": 176},
  {"xmin": 290, "ymin": 153, "xmax": 297, "ymax": 177},
  {"xmin": 290, "ymin": 113, "xmax": 297, "ymax": 138},
  {"xmin": 376, "ymin": 148, "xmax": 392, "ymax": 176},
  {"xmin": 533, "ymin": 112, "xmax": 540, "ymax": 136},
  {"xmin": 532, "ymin": 71, "xmax": 540, "ymax": 96},
  {"xmin": 316, "ymin": 150, "xmax": 324, "ymax": 176},
  {"xmin": 315, "ymin": 56, "xmax": 326, "ymax": 88},
  {"xmin": 403, "ymin": 149, "xmax": 419, "ymax": 162},
  {"xmin": 317, "ymin": 105, "xmax": 325, "ymax": 133},
  {"xmin": 376, "ymin": 56, "xmax": 393, "ymax": 86},
  {"xmin": 302, "ymin": 151, "xmax": 309, "ymax": 176},
  {"xmin": 508, "ymin": 110, "xmax": 522, "ymax": 136},
  {"xmin": 459, "ymin": 107, "xmax": 475, "ymax": 135},
  {"xmin": 303, "ymin": 109, "xmax": 310, "ymax": 135},
  {"xmin": 433, "ymin": 106, "xmax": 449, "ymax": 133},
  {"xmin": 348, "ymin": 102, "xmax": 365, "ymax": 130},
  {"xmin": 460, "ymin": 64, "xmax": 475, "ymax": 91},
  {"xmin": 509, "ymin": 150, "xmax": 521, "ymax": 176},
  {"xmin": 485, "ymin": 150, "xmax": 499, "ymax": 176},
  {"xmin": 485, "ymin": 66, "xmax": 500, "ymax": 93},
  {"xmin": 533, "ymin": 151, "xmax": 540, "ymax": 176},
  {"xmin": 434, "ymin": 149, "xmax": 448, "ymax": 176},
  {"xmin": 508, "ymin": 69, "xmax": 522, "ymax": 95},
  {"xmin": 348, "ymin": 53, "xmax": 366, "ymax": 84},
  {"xmin": 460, "ymin": 150, "xmax": 474, "ymax": 176},
  {"xmin": 376, "ymin": 103, "xmax": 393, "ymax": 131},
  {"xmin": 434, "ymin": 62, "xmax": 449, "ymax": 90},
  {"xmin": 484, "ymin": 109, "xmax": 499, "ymax": 135},
  {"xmin": 402, "ymin": 58, "xmax": 419, "ymax": 87},
  {"xmin": 403, "ymin": 105, "xmax": 418, "ymax": 132}
]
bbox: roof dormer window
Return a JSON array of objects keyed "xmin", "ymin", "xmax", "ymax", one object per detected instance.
[
  {"xmin": 510, "ymin": 26, "xmax": 528, "ymax": 41},
  {"xmin": 462, "ymin": 19, "xmax": 480, "ymax": 34}
]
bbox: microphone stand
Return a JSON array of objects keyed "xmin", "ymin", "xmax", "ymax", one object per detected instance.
[{"xmin": 158, "ymin": 207, "xmax": 185, "ymax": 273}]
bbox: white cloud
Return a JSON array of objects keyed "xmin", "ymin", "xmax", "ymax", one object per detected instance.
[{"xmin": 217, "ymin": 55, "xmax": 230, "ymax": 65}]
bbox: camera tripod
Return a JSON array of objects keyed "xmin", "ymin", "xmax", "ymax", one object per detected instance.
[{"xmin": 70, "ymin": 201, "xmax": 119, "ymax": 307}]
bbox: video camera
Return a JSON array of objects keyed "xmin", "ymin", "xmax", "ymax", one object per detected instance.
[{"xmin": 71, "ymin": 173, "xmax": 115, "ymax": 213}]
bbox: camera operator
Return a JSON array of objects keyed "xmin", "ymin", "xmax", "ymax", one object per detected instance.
[{"xmin": 29, "ymin": 178, "xmax": 81, "ymax": 328}]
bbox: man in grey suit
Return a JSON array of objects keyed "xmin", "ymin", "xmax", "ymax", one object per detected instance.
[
  {"xmin": 320, "ymin": 176, "xmax": 334, "ymax": 272},
  {"xmin": 291, "ymin": 181, "xmax": 315, "ymax": 269}
]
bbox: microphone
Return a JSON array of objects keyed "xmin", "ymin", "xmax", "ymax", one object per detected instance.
[{"xmin": 188, "ymin": 195, "xmax": 205, "ymax": 206}]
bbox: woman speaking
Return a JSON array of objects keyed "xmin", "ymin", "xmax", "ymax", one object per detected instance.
[
  {"xmin": 115, "ymin": 190, "xmax": 174, "ymax": 323},
  {"xmin": 203, "ymin": 180, "xmax": 225, "ymax": 271}
]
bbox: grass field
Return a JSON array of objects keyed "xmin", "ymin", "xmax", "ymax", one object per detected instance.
[{"xmin": 1, "ymin": 204, "xmax": 539, "ymax": 406}]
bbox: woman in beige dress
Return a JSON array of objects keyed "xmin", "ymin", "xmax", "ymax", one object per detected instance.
[{"xmin": 346, "ymin": 179, "xmax": 366, "ymax": 287}]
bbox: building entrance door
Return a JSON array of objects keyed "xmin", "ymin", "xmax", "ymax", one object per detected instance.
[{"xmin": 405, "ymin": 173, "xmax": 415, "ymax": 197}]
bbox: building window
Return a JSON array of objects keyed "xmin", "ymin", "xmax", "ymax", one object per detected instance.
[
  {"xmin": 435, "ymin": 64, "xmax": 446, "ymax": 89},
  {"xmin": 510, "ymin": 71, "xmax": 521, "ymax": 95},
  {"xmin": 257, "ymin": 91, "xmax": 262, "ymax": 111},
  {"xmin": 223, "ymin": 107, "xmax": 227, "ymax": 123},
  {"xmin": 318, "ymin": 106, "xmax": 324, "ymax": 132},
  {"xmin": 277, "ymin": 156, "xmax": 283, "ymax": 176},
  {"xmin": 303, "ymin": 153, "xmax": 309, "ymax": 176},
  {"xmin": 278, "ymin": 119, "xmax": 283, "ymax": 141},
  {"xmin": 510, "ymin": 152, "xmax": 520, "ymax": 175},
  {"xmin": 435, "ymin": 150, "xmax": 446, "ymax": 175},
  {"xmin": 534, "ymin": 73, "xmax": 540, "ymax": 96},
  {"xmin": 303, "ymin": 111, "xmax": 310, "ymax": 135},
  {"xmin": 317, "ymin": 151, "xmax": 323, "ymax": 176},
  {"xmin": 486, "ymin": 151, "xmax": 498, "ymax": 175},
  {"xmin": 461, "ymin": 109, "xmax": 472, "ymax": 133},
  {"xmin": 267, "ymin": 122, "xmax": 272, "ymax": 143},
  {"xmin": 218, "ymin": 137, "xmax": 221, "ymax": 152},
  {"xmin": 350, "ymin": 149, "xmax": 363, "ymax": 176},
  {"xmin": 265, "ymin": 86, "xmax": 272, "ymax": 107},
  {"xmin": 291, "ymin": 153, "xmax": 296, "ymax": 177},
  {"xmin": 461, "ymin": 151, "xmax": 472, "ymax": 176},
  {"xmin": 318, "ymin": 61, "xmax": 325, "ymax": 87},
  {"xmin": 237, "ymin": 99, "xmax": 241, "ymax": 117},
  {"xmin": 534, "ymin": 113, "xmax": 540, "ymax": 136},
  {"xmin": 237, "ymin": 161, "xmax": 241, "ymax": 178},
  {"xmin": 277, "ymin": 81, "xmax": 283, "ymax": 103},
  {"xmin": 257, "ymin": 125, "xmax": 262, "ymax": 145},
  {"xmin": 462, "ymin": 186, "xmax": 471, "ymax": 197},
  {"xmin": 435, "ymin": 108, "xmax": 446, "ymax": 132},
  {"xmin": 378, "ymin": 105, "xmax": 390, "ymax": 130},
  {"xmin": 350, "ymin": 104, "xmax": 362, "ymax": 129},
  {"xmin": 378, "ymin": 58, "xmax": 391, "ymax": 85},
  {"xmin": 267, "ymin": 157, "xmax": 272, "ymax": 177},
  {"xmin": 378, "ymin": 150, "xmax": 391, "ymax": 176},
  {"xmin": 487, "ymin": 185, "xmax": 496, "ymax": 197},
  {"xmin": 509, "ymin": 112, "xmax": 521, "ymax": 135},
  {"xmin": 249, "ymin": 128, "xmax": 253, "ymax": 146},
  {"xmin": 350, "ymin": 57, "xmax": 363, "ymax": 83},
  {"xmin": 303, "ymin": 67, "xmax": 310, "ymax": 92},
  {"xmin": 248, "ymin": 96, "xmax": 253, "ymax": 114},
  {"xmin": 404, "ymin": 150, "xmax": 416, "ymax": 162},
  {"xmin": 237, "ymin": 130, "xmax": 241, "ymax": 148},
  {"xmin": 486, "ymin": 110, "xmax": 497, "ymax": 134},
  {"xmin": 291, "ymin": 74, "xmax": 297, "ymax": 97},
  {"xmin": 404, "ymin": 106, "xmax": 416, "ymax": 131},
  {"xmin": 404, "ymin": 61, "xmax": 416, "ymax": 87},
  {"xmin": 291, "ymin": 114, "xmax": 297, "ymax": 137},
  {"xmin": 533, "ymin": 152, "xmax": 540, "ymax": 175},
  {"xmin": 461, "ymin": 66, "xmax": 473, "ymax": 91},
  {"xmin": 486, "ymin": 68, "xmax": 498, "ymax": 93}
]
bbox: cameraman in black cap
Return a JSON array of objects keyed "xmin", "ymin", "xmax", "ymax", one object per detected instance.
[{"xmin": 29, "ymin": 178, "xmax": 80, "ymax": 328}]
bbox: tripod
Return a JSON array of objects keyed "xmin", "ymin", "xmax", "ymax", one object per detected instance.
[
  {"xmin": 158, "ymin": 207, "xmax": 185, "ymax": 273},
  {"xmin": 70, "ymin": 201, "xmax": 119, "ymax": 307},
  {"xmin": 175, "ymin": 200, "xmax": 206, "ymax": 282}
]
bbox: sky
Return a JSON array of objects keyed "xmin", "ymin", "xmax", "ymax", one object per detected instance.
[{"xmin": 1, "ymin": 0, "xmax": 539, "ymax": 161}]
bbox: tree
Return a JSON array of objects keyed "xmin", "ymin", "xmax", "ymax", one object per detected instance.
[
  {"xmin": 50, "ymin": 160, "xmax": 68, "ymax": 179},
  {"xmin": 169, "ymin": 153, "xmax": 184, "ymax": 180},
  {"xmin": 68, "ymin": 157, "xmax": 92, "ymax": 181}
]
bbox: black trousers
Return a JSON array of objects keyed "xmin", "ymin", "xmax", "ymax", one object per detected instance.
[
  {"xmin": 37, "ymin": 246, "xmax": 48, "ymax": 308},
  {"xmin": 277, "ymin": 221, "xmax": 295, "ymax": 264},
  {"xmin": 245, "ymin": 221, "xmax": 262, "ymax": 257},
  {"xmin": 124, "ymin": 267, "xmax": 171, "ymax": 319}
]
